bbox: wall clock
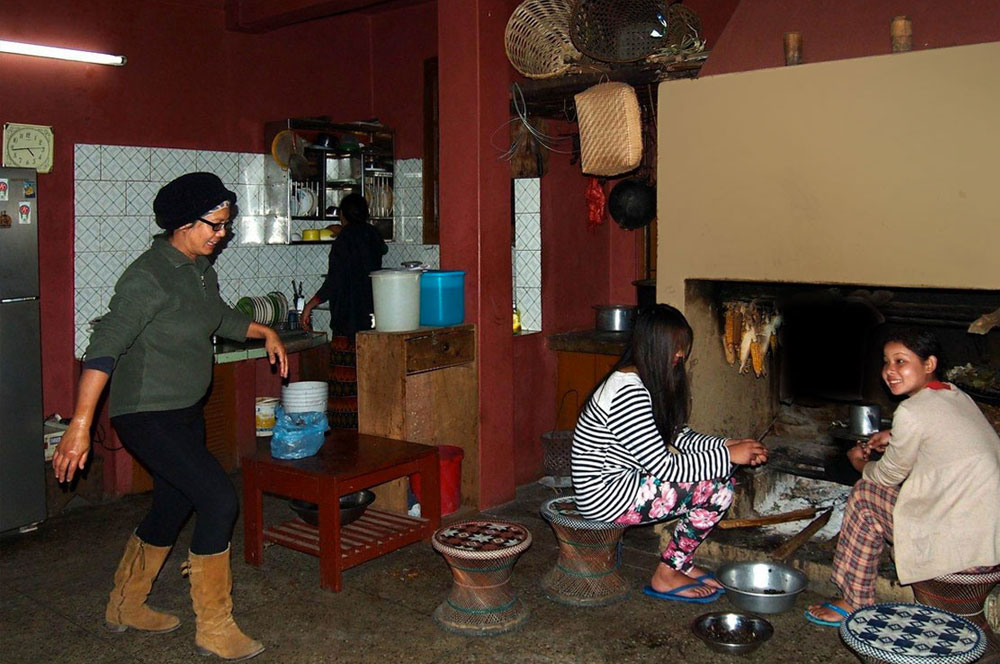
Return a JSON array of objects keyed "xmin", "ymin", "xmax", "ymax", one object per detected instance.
[{"xmin": 3, "ymin": 122, "xmax": 54, "ymax": 173}]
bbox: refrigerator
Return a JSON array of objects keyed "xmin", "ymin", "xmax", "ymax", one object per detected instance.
[{"xmin": 0, "ymin": 166, "xmax": 46, "ymax": 532}]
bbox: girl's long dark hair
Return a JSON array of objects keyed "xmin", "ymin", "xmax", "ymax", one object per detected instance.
[{"xmin": 587, "ymin": 304, "xmax": 694, "ymax": 446}]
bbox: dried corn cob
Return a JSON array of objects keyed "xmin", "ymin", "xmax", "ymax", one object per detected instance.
[
  {"xmin": 723, "ymin": 303, "xmax": 737, "ymax": 365},
  {"xmin": 738, "ymin": 317, "xmax": 756, "ymax": 374},
  {"xmin": 732, "ymin": 303, "xmax": 745, "ymax": 368}
]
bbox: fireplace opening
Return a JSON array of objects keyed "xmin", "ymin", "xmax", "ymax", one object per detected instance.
[{"xmin": 686, "ymin": 280, "xmax": 1000, "ymax": 488}]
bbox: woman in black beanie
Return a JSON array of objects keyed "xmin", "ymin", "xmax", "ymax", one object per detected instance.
[{"xmin": 53, "ymin": 172, "xmax": 285, "ymax": 661}]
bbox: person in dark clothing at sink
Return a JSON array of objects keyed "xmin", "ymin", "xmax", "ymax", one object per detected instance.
[
  {"xmin": 301, "ymin": 192, "xmax": 388, "ymax": 338},
  {"xmin": 300, "ymin": 193, "xmax": 387, "ymax": 429},
  {"xmin": 52, "ymin": 172, "xmax": 286, "ymax": 662}
]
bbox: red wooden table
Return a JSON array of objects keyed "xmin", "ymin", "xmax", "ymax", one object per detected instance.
[{"xmin": 242, "ymin": 431, "xmax": 441, "ymax": 592}]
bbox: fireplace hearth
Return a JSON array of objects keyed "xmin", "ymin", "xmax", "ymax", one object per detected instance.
[{"xmin": 684, "ymin": 280, "xmax": 1000, "ymax": 486}]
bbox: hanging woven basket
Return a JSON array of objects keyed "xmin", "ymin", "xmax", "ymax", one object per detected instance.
[
  {"xmin": 505, "ymin": 0, "xmax": 588, "ymax": 79},
  {"xmin": 569, "ymin": 0, "xmax": 668, "ymax": 64}
]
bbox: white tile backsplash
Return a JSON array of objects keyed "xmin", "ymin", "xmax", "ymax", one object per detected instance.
[
  {"xmin": 73, "ymin": 145, "xmax": 449, "ymax": 356},
  {"xmin": 513, "ymin": 177, "xmax": 542, "ymax": 330}
]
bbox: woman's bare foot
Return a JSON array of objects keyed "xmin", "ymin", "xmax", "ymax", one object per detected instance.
[
  {"xmin": 650, "ymin": 563, "xmax": 717, "ymax": 599},
  {"xmin": 685, "ymin": 564, "xmax": 723, "ymax": 590},
  {"xmin": 806, "ymin": 598, "xmax": 855, "ymax": 622}
]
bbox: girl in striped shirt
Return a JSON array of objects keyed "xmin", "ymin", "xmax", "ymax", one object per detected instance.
[{"xmin": 571, "ymin": 304, "xmax": 768, "ymax": 602}]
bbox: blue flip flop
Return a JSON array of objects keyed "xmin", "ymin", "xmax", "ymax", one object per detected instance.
[
  {"xmin": 691, "ymin": 572, "xmax": 724, "ymax": 591},
  {"xmin": 804, "ymin": 602, "xmax": 851, "ymax": 627},
  {"xmin": 642, "ymin": 583, "xmax": 723, "ymax": 604}
]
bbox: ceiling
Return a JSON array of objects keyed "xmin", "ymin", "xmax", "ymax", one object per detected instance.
[{"xmin": 225, "ymin": 0, "xmax": 431, "ymax": 32}]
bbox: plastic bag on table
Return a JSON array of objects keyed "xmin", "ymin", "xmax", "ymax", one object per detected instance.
[{"xmin": 270, "ymin": 406, "xmax": 329, "ymax": 460}]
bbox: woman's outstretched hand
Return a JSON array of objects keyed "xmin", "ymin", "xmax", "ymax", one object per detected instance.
[
  {"xmin": 53, "ymin": 421, "xmax": 91, "ymax": 483},
  {"xmin": 866, "ymin": 430, "xmax": 891, "ymax": 454},
  {"xmin": 726, "ymin": 438, "xmax": 769, "ymax": 466}
]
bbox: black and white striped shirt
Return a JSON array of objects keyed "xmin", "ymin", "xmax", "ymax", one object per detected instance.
[{"xmin": 571, "ymin": 371, "xmax": 732, "ymax": 522}]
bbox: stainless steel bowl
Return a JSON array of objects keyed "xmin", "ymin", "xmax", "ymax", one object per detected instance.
[
  {"xmin": 593, "ymin": 304, "xmax": 636, "ymax": 332},
  {"xmin": 717, "ymin": 561, "xmax": 808, "ymax": 614},
  {"xmin": 692, "ymin": 612, "xmax": 774, "ymax": 655},
  {"xmin": 289, "ymin": 490, "xmax": 376, "ymax": 527}
]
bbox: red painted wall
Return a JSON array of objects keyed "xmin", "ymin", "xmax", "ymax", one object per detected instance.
[
  {"xmin": 701, "ymin": 0, "xmax": 1000, "ymax": 77},
  {"xmin": 371, "ymin": 2, "xmax": 438, "ymax": 158}
]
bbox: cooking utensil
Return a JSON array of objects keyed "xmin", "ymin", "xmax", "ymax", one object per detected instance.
[
  {"xmin": 716, "ymin": 561, "xmax": 808, "ymax": 614},
  {"xmin": 593, "ymin": 304, "xmax": 635, "ymax": 332},
  {"xmin": 607, "ymin": 178, "xmax": 656, "ymax": 230},
  {"xmin": 849, "ymin": 404, "xmax": 881, "ymax": 436},
  {"xmin": 691, "ymin": 612, "xmax": 773, "ymax": 655}
]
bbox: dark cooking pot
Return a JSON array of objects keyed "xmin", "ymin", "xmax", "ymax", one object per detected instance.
[
  {"xmin": 594, "ymin": 304, "xmax": 635, "ymax": 332},
  {"xmin": 608, "ymin": 179, "xmax": 656, "ymax": 230}
]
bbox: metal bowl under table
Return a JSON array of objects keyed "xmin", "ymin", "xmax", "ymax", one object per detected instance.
[
  {"xmin": 289, "ymin": 490, "xmax": 376, "ymax": 527},
  {"xmin": 717, "ymin": 561, "xmax": 808, "ymax": 614},
  {"xmin": 692, "ymin": 612, "xmax": 774, "ymax": 655}
]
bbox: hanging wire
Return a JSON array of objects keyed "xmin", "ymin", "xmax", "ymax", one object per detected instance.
[{"xmin": 490, "ymin": 83, "xmax": 577, "ymax": 162}]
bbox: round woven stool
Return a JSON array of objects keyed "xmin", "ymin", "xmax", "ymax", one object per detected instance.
[
  {"xmin": 431, "ymin": 520, "xmax": 532, "ymax": 636},
  {"xmin": 839, "ymin": 603, "xmax": 986, "ymax": 664},
  {"xmin": 539, "ymin": 496, "xmax": 629, "ymax": 607},
  {"xmin": 912, "ymin": 567, "xmax": 1000, "ymax": 622}
]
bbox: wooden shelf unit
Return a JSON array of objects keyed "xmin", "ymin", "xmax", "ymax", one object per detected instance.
[{"xmin": 356, "ymin": 324, "xmax": 478, "ymax": 512}]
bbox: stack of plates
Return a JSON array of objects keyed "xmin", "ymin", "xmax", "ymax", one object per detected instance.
[
  {"xmin": 281, "ymin": 381, "xmax": 329, "ymax": 413},
  {"xmin": 235, "ymin": 291, "xmax": 289, "ymax": 326}
]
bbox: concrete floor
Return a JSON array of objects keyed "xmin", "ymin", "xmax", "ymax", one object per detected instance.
[{"xmin": 2, "ymin": 479, "xmax": 872, "ymax": 664}]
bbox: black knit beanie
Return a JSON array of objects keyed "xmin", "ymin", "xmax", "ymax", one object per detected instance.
[{"xmin": 153, "ymin": 172, "xmax": 237, "ymax": 231}]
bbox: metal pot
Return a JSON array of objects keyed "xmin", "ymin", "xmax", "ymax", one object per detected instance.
[
  {"xmin": 594, "ymin": 304, "xmax": 635, "ymax": 332},
  {"xmin": 849, "ymin": 404, "xmax": 882, "ymax": 436},
  {"xmin": 716, "ymin": 561, "xmax": 808, "ymax": 614}
]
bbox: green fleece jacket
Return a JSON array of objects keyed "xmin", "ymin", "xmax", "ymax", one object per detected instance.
[{"xmin": 83, "ymin": 235, "xmax": 251, "ymax": 417}]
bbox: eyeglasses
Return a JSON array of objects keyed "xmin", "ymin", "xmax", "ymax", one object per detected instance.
[{"xmin": 198, "ymin": 217, "xmax": 234, "ymax": 233}]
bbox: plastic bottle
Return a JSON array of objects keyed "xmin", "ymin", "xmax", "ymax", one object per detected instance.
[{"xmin": 512, "ymin": 303, "xmax": 522, "ymax": 334}]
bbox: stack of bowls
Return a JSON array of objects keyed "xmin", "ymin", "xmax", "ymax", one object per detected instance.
[{"xmin": 281, "ymin": 381, "xmax": 329, "ymax": 413}]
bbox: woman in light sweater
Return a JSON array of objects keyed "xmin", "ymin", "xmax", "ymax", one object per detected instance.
[
  {"xmin": 806, "ymin": 328, "xmax": 1000, "ymax": 626},
  {"xmin": 572, "ymin": 304, "xmax": 769, "ymax": 603}
]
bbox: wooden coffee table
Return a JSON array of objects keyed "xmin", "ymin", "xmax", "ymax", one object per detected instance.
[{"xmin": 242, "ymin": 431, "xmax": 441, "ymax": 592}]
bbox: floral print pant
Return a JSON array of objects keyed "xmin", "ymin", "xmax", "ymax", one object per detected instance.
[{"xmin": 615, "ymin": 476, "xmax": 734, "ymax": 572}]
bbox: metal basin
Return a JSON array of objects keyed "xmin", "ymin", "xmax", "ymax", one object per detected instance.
[
  {"xmin": 717, "ymin": 561, "xmax": 808, "ymax": 614},
  {"xmin": 692, "ymin": 612, "xmax": 774, "ymax": 655},
  {"xmin": 289, "ymin": 490, "xmax": 376, "ymax": 527}
]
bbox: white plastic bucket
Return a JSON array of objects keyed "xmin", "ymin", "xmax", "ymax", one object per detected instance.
[{"xmin": 370, "ymin": 269, "xmax": 421, "ymax": 332}]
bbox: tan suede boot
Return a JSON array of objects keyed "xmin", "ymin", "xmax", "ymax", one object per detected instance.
[
  {"xmin": 105, "ymin": 532, "xmax": 181, "ymax": 633},
  {"xmin": 184, "ymin": 546, "xmax": 264, "ymax": 661}
]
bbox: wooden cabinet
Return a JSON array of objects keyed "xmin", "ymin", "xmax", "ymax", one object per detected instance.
[
  {"xmin": 555, "ymin": 352, "xmax": 619, "ymax": 430},
  {"xmin": 356, "ymin": 325, "xmax": 478, "ymax": 512}
]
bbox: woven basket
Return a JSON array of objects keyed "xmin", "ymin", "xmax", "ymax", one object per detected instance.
[
  {"xmin": 505, "ymin": 0, "xmax": 586, "ymax": 79},
  {"xmin": 541, "ymin": 430, "xmax": 574, "ymax": 477},
  {"xmin": 570, "ymin": 0, "xmax": 667, "ymax": 64},
  {"xmin": 574, "ymin": 82, "xmax": 643, "ymax": 177}
]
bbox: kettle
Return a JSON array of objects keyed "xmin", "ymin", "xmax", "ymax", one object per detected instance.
[{"xmin": 848, "ymin": 404, "xmax": 882, "ymax": 436}]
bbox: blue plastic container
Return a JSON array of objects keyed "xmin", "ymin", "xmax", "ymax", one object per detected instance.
[{"xmin": 419, "ymin": 270, "xmax": 465, "ymax": 326}]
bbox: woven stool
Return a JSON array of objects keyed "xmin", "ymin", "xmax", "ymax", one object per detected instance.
[
  {"xmin": 539, "ymin": 496, "xmax": 629, "ymax": 607},
  {"xmin": 840, "ymin": 603, "xmax": 986, "ymax": 664},
  {"xmin": 912, "ymin": 566, "xmax": 1000, "ymax": 658},
  {"xmin": 431, "ymin": 520, "xmax": 532, "ymax": 636}
]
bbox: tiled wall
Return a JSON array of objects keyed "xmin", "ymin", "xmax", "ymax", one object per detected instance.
[
  {"xmin": 513, "ymin": 178, "xmax": 542, "ymax": 332},
  {"xmin": 73, "ymin": 144, "xmax": 439, "ymax": 357}
]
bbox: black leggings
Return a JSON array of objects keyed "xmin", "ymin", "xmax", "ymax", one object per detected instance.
[{"xmin": 112, "ymin": 403, "xmax": 238, "ymax": 555}]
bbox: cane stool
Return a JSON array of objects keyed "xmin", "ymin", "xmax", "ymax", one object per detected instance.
[
  {"xmin": 839, "ymin": 603, "xmax": 986, "ymax": 664},
  {"xmin": 912, "ymin": 567, "xmax": 1000, "ymax": 624},
  {"xmin": 539, "ymin": 496, "xmax": 630, "ymax": 607},
  {"xmin": 431, "ymin": 520, "xmax": 532, "ymax": 636}
]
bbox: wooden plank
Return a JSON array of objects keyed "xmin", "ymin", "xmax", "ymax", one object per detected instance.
[
  {"xmin": 718, "ymin": 507, "xmax": 817, "ymax": 529},
  {"xmin": 770, "ymin": 508, "xmax": 833, "ymax": 561}
]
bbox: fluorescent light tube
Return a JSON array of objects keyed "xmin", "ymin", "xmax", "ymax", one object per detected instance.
[{"xmin": 0, "ymin": 39, "xmax": 126, "ymax": 66}]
